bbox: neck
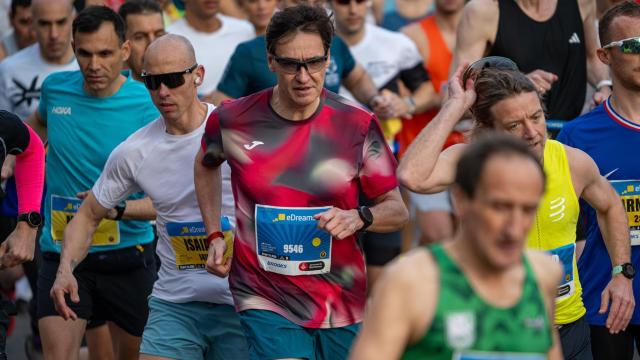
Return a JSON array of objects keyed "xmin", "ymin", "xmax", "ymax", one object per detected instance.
[
  {"xmin": 40, "ymin": 44, "xmax": 74, "ymax": 65},
  {"xmin": 255, "ymin": 25, "xmax": 267, "ymax": 36},
  {"xmin": 85, "ymin": 73, "xmax": 126, "ymax": 98},
  {"xmin": 609, "ymin": 88, "xmax": 640, "ymax": 125},
  {"xmin": 448, "ymin": 232, "xmax": 516, "ymax": 280},
  {"xmin": 517, "ymin": 0, "xmax": 541, "ymax": 9},
  {"xmin": 184, "ymin": 11, "xmax": 221, "ymax": 33},
  {"xmin": 165, "ymin": 100, "xmax": 208, "ymax": 135},
  {"xmin": 434, "ymin": 9, "xmax": 463, "ymax": 33},
  {"xmin": 337, "ymin": 26, "xmax": 366, "ymax": 47},
  {"xmin": 270, "ymin": 86, "xmax": 320, "ymax": 121}
]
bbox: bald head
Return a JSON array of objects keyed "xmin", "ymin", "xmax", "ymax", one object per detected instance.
[
  {"xmin": 32, "ymin": 0, "xmax": 73, "ymax": 17},
  {"xmin": 144, "ymin": 34, "xmax": 196, "ymax": 71}
]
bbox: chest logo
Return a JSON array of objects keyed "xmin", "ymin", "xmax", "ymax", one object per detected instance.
[
  {"xmin": 549, "ymin": 196, "xmax": 566, "ymax": 222},
  {"xmin": 445, "ymin": 311, "xmax": 475, "ymax": 350},
  {"xmin": 244, "ymin": 140, "xmax": 264, "ymax": 150},
  {"xmin": 52, "ymin": 106, "xmax": 72, "ymax": 115},
  {"xmin": 568, "ymin": 32, "xmax": 581, "ymax": 44}
]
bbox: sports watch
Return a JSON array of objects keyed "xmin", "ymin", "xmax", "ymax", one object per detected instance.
[
  {"xmin": 612, "ymin": 262, "xmax": 636, "ymax": 279},
  {"xmin": 357, "ymin": 206, "xmax": 373, "ymax": 231},
  {"xmin": 17, "ymin": 212, "xmax": 42, "ymax": 228}
]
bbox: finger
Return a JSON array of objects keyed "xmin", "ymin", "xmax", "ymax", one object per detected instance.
[
  {"xmin": 336, "ymin": 228, "xmax": 355, "ymax": 240},
  {"xmin": 0, "ymin": 242, "xmax": 8, "ymax": 259},
  {"xmin": 606, "ymin": 296, "xmax": 622, "ymax": 330},
  {"xmin": 599, "ymin": 289, "xmax": 610, "ymax": 314},
  {"xmin": 316, "ymin": 210, "xmax": 336, "ymax": 230},
  {"xmin": 70, "ymin": 283, "xmax": 80, "ymax": 304},
  {"xmin": 323, "ymin": 216, "xmax": 343, "ymax": 234},
  {"xmin": 51, "ymin": 289, "xmax": 71, "ymax": 320},
  {"xmin": 537, "ymin": 70, "xmax": 557, "ymax": 83},
  {"xmin": 612, "ymin": 296, "xmax": 632, "ymax": 333},
  {"xmin": 214, "ymin": 241, "xmax": 226, "ymax": 265}
]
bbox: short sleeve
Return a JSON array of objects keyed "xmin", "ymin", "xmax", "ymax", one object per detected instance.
[
  {"xmin": 200, "ymin": 107, "xmax": 226, "ymax": 168},
  {"xmin": 359, "ymin": 116, "xmax": 398, "ymax": 199},
  {"xmin": 216, "ymin": 44, "xmax": 250, "ymax": 99},
  {"xmin": 333, "ymin": 37, "xmax": 356, "ymax": 79},
  {"xmin": 92, "ymin": 143, "xmax": 142, "ymax": 209}
]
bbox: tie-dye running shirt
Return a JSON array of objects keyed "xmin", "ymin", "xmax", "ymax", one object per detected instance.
[{"xmin": 201, "ymin": 88, "xmax": 398, "ymax": 328}]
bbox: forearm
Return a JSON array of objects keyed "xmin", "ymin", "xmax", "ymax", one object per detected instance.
[
  {"xmin": 26, "ymin": 112, "xmax": 47, "ymax": 143},
  {"xmin": 120, "ymin": 197, "xmax": 156, "ymax": 221},
  {"xmin": 411, "ymin": 82, "xmax": 441, "ymax": 114},
  {"xmin": 58, "ymin": 214, "xmax": 98, "ymax": 274},
  {"xmin": 368, "ymin": 189, "xmax": 409, "ymax": 233},
  {"xmin": 346, "ymin": 68, "xmax": 378, "ymax": 105},
  {"xmin": 194, "ymin": 153, "xmax": 222, "ymax": 234},
  {"xmin": 397, "ymin": 101, "xmax": 463, "ymax": 191},
  {"xmin": 598, "ymin": 202, "xmax": 631, "ymax": 266}
]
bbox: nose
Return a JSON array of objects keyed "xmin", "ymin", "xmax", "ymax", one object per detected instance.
[
  {"xmin": 157, "ymin": 82, "xmax": 171, "ymax": 97},
  {"xmin": 50, "ymin": 24, "xmax": 59, "ymax": 40},
  {"xmin": 295, "ymin": 65, "xmax": 311, "ymax": 82},
  {"xmin": 349, "ymin": 0, "xmax": 358, "ymax": 12},
  {"xmin": 88, "ymin": 55, "xmax": 100, "ymax": 71},
  {"xmin": 522, "ymin": 120, "xmax": 536, "ymax": 139},
  {"xmin": 504, "ymin": 208, "xmax": 527, "ymax": 241}
]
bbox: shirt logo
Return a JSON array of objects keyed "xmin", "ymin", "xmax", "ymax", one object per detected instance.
[
  {"xmin": 445, "ymin": 312, "xmax": 475, "ymax": 350},
  {"xmin": 52, "ymin": 106, "xmax": 72, "ymax": 115},
  {"xmin": 244, "ymin": 140, "xmax": 264, "ymax": 150},
  {"xmin": 568, "ymin": 32, "xmax": 581, "ymax": 44},
  {"xmin": 604, "ymin": 168, "xmax": 619, "ymax": 179},
  {"xmin": 523, "ymin": 316, "xmax": 545, "ymax": 330},
  {"xmin": 549, "ymin": 196, "xmax": 566, "ymax": 222},
  {"xmin": 10, "ymin": 76, "xmax": 40, "ymax": 108}
]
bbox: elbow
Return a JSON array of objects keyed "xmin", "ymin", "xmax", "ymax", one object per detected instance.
[{"xmin": 397, "ymin": 168, "xmax": 426, "ymax": 193}]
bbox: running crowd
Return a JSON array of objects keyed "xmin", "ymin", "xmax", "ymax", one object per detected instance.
[{"xmin": 0, "ymin": 0, "xmax": 638, "ymax": 359}]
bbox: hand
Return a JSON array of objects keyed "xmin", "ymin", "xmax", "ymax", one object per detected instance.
[
  {"xmin": 370, "ymin": 93, "xmax": 395, "ymax": 120},
  {"xmin": 526, "ymin": 69, "xmax": 558, "ymax": 95},
  {"xmin": 205, "ymin": 236, "xmax": 232, "ymax": 277},
  {"xmin": 599, "ymin": 275, "xmax": 635, "ymax": 334},
  {"xmin": 314, "ymin": 207, "xmax": 364, "ymax": 240},
  {"xmin": 445, "ymin": 63, "xmax": 477, "ymax": 114},
  {"xmin": 0, "ymin": 222, "xmax": 36, "ymax": 269},
  {"xmin": 380, "ymin": 89, "xmax": 413, "ymax": 120},
  {"xmin": 50, "ymin": 270, "xmax": 80, "ymax": 321},
  {"xmin": 75, "ymin": 190, "xmax": 89, "ymax": 200},
  {"xmin": 592, "ymin": 86, "xmax": 612, "ymax": 107},
  {"xmin": 1, "ymin": 155, "xmax": 15, "ymax": 181}
]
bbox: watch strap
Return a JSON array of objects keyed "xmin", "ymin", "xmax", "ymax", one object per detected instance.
[
  {"xmin": 612, "ymin": 265, "xmax": 623, "ymax": 276},
  {"xmin": 114, "ymin": 204, "xmax": 126, "ymax": 221}
]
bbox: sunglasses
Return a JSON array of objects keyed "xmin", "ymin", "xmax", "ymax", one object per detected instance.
[
  {"xmin": 603, "ymin": 36, "xmax": 640, "ymax": 54},
  {"xmin": 462, "ymin": 56, "xmax": 519, "ymax": 84},
  {"xmin": 141, "ymin": 64, "xmax": 198, "ymax": 90},
  {"xmin": 333, "ymin": 0, "xmax": 367, "ymax": 5},
  {"xmin": 272, "ymin": 55, "xmax": 328, "ymax": 75}
]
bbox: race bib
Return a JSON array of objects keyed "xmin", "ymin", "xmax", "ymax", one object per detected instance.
[
  {"xmin": 166, "ymin": 217, "xmax": 233, "ymax": 270},
  {"xmin": 51, "ymin": 195, "xmax": 120, "ymax": 246},
  {"xmin": 547, "ymin": 243, "xmax": 575, "ymax": 300},
  {"xmin": 610, "ymin": 180, "xmax": 640, "ymax": 246},
  {"xmin": 453, "ymin": 351, "xmax": 546, "ymax": 360},
  {"xmin": 254, "ymin": 205, "xmax": 332, "ymax": 276}
]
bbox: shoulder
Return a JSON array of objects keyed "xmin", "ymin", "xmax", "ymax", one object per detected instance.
[
  {"xmin": 167, "ymin": 18, "xmax": 188, "ymax": 34},
  {"xmin": 325, "ymin": 91, "xmax": 373, "ymax": 119},
  {"xmin": 108, "ymin": 118, "xmax": 163, "ymax": 166},
  {"xmin": 219, "ymin": 14, "xmax": 254, "ymax": 33},
  {"xmin": 331, "ymin": 36, "xmax": 351, "ymax": 53},
  {"xmin": 401, "ymin": 20, "xmax": 428, "ymax": 44},
  {"xmin": 380, "ymin": 247, "xmax": 438, "ymax": 299},
  {"xmin": 464, "ymin": 0, "xmax": 500, "ymax": 22},
  {"xmin": 41, "ymin": 70, "xmax": 81, "ymax": 91},
  {"xmin": 0, "ymin": 44, "xmax": 34, "ymax": 70},
  {"xmin": 525, "ymin": 250, "xmax": 563, "ymax": 296}
]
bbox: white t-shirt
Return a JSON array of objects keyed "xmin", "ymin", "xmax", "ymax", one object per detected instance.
[
  {"xmin": 168, "ymin": 15, "xmax": 254, "ymax": 96},
  {"xmin": 339, "ymin": 24, "xmax": 423, "ymax": 99},
  {"xmin": 0, "ymin": 44, "xmax": 78, "ymax": 121},
  {"xmin": 92, "ymin": 104, "xmax": 236, "ymax": 305}
]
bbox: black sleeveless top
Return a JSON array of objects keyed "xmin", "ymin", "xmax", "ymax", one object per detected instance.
[{"xmin": 489, "ymin": 0, "xmax": 586, "ymax": 121}]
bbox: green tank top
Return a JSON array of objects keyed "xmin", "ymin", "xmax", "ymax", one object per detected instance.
[{"xmin": 402, "ymin": 244, "xmax": 552, "ymax": 360}]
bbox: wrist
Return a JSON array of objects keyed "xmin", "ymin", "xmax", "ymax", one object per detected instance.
[
  {"xmin": 205, "ymin": 231, "xmax": 224, "ymax": 247},
  {"xmin": 403, "ymin": 96, "xmax": 416, "ymax": 115}
]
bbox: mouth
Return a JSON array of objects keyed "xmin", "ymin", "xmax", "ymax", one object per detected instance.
[{"xmin": 159, "ymin": 103, "xmax": 175, "ymax": 111}]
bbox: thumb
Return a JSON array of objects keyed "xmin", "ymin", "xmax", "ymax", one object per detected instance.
[
  {"xmin": 70, "ymin": 284, "xmax": 80, "ymax": 303},
  {"xmin": 599, "ymin": 288, "xmax": 611, "ymax": 314},
  {"xmin": 214, "ymin": 241, "xmax": 225, "ymax": 265}
]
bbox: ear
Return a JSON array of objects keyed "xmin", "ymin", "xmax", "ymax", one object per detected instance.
[
  {"xmin": 267, "ymin": 53, "xmax": 276, "ymax": 72},
  {"xmin": 450, "ymin": 185, "xmax": 466, "ymax": 218},
  {"xmin": 195, "ymin": 64, "xmax": 205, "ymax": 85},
  {"xmin": 324, "ymin": 49, "xmax": 331, "ymax": 70},
  {"xmin": 121, "ymin": 39, "xmax": 131, "ymax": 62},
  {"xmin": 596, "ymin": 47, "xmax": 610, "ymax": 66}
]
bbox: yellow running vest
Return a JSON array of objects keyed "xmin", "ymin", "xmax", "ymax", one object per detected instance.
[{"xmin": 527, "ymin": 139, "xmax": 585, "ymax": 325}]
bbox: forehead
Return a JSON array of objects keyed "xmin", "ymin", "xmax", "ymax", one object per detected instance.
[
  {"xmin": 74, "ymin": 22, "xmax": 121, "ymax": 49},
  {"xmin": 475, "ymin": 155, "xmax": 544, "ymax": 200},
  {"xmin": 608, "ymin": 15, "xmax": 640, "ymax": 41},
  {"xmin": 126, "ymin": 12, "xmax": 164, "ymax": 32},
  {"xmin": 33, "ymin": 1, "xmax": 71, "ymax": 20},
  {"xmin": 490, "ymin": 92, "xmax": 543, "ymax": 123},
  {"xmin": 274, "ymin": 31, "xmax": 325, "ymax": 57},
  {"xmin": 144, "ymin": 44, "xmax": 192, "ymax": 73}
]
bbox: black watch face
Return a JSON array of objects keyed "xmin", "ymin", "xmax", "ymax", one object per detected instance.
[
  {"xmin": 28, "ymin": 212, "xmax": 42, "ymax": 226},
  {"xmin": 361, "ymin": 206, "xmax": 373, "ymax": 223},
  {"xmin": 623, "ymin": 263, "xmax": 636, "ymax": 278}
]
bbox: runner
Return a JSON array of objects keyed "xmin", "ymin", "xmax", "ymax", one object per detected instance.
[
  {"xmin": 330, "ymin": 0, "xmax": 437, "ymax": 287},
  {"xmin": 118, "ymin": 0, "xmax": 166, "ymax": 81},
  {"xmin": 398, "ymin": 59, "xmax": 633, "ymax": 360},
  {"xmin": 195, "ymin": 5, "xmax": 408, "ymax": 359},
  {"xmin": 27, "ymin": 6, "xmax": 160, "ymax": 360},
  {"xmin": 350, "ymin": 134, "xmax": 562, "ymax": 360},
  {"xmin": 400, "ymin": 0, "xmax": 466, "ymax": 245},
  {"xmin": 237, "ymin": 0, "xmax": 278, "ymax": 35},
  {"xmin": 52, "ymin": 34, "xmax": 249, "ymax": 360},
  {"xmin": 167, "ymin": 0, "xmax": 255, "ymax": 100},
  {"xmin": 0, "ymin": 110, "xmax": 44, "ymax": 360},
  {"xmin": 451, "ymin": 0, "xmax": 611, "ymax": 123},
  {"xmin": 0, "ymin": 0, "xmax": 35, "ymax": 60},
  {"xmin": 557, "ymin": 2, "xmax": 640, "ymax": 358}
]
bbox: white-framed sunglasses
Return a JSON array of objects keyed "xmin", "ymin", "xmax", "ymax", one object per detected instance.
[{"xmin": 602, "ymin": 36, "xmax": 640, "ymax": 54}]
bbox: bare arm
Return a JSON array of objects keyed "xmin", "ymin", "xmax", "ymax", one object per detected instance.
[
  {"xmin": 449, "ymin": 0, "xmax": 498, "ymax": 77},
  {"xmin": 209, "ymin": 90, "xmax": 233, "ymax": 106},
  {"xmin": 397, "ymin": 64, "xmax": 474, "ymax": 193},
  {"xmin": 194, "ymin": 149, "xmax": 228, "ymax": 276},
  {"xmin": 50, "ymin": 192, "xmax": 108, "ymax": 320},
  {"xmin": 580, "ymin": 0, "xmax": 612, "ymax": 103},
  {"xmin": 0, "ymin": 43, "xmax": 6, "ymax": 62},
  {"xmin": 402, "ymin": 23, "xmax": 430, "ymax": 67},
  {"xmin": 349, "ymin": 249, "xmax": 437, "ymax": 360},
  {"xmin": 26, "ymin": 111, "xmax": 47, "ymax": 143},
  {"xmin": 410, "ymin": 81, "xmax": 441, "ymax": 114},
  {"xmin": 568, "ymin": 146, "xmax": 633, "ymax": 333},
  {"xmin": 343, "ymin": 63, "xmax": 379, "ymax": 106}
]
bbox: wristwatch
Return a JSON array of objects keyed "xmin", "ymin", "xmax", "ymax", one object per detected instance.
[
  {"xmin": 17, "ymin": 212, "xmax": 42, "ymax": 228},
  {"xmin": 612, "ymin": 262, "xmax": 636, "ymax": 279},
  {"xmin": 357, "ymin": 206, "xmax": 373, "ymax": 231}
]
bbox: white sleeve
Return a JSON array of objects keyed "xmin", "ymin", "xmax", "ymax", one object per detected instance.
[
  {"xmin": 92, "ymin": 143, "xmax": 143, "ymax": 209},
  {"xmin": 398, "ymin": 34, "xmax": 424, "ymax": 70}
]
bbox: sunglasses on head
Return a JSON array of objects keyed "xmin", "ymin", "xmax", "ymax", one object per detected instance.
[
  {"xmin": 333, "ymin": 0, "xmax": 367, "ymax": 5},
  {"xmin": 603, "ymin": 36, "xmax": 640, "ymax": 54},
  {"xmin": 141, "ymin": 64, "xmax": 198, "ymax": 90},
  {"xmin": 462, "ymin": 56, "xmax": 519, "ymax": 84},
  {"xmin": 272, "ymin": 55, "xmax": 328, "ymax": 75}
]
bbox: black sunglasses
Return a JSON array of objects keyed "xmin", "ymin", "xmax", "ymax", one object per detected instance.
[
  {"xmin": 334, "ymin": 0, "xmax": 367, "ymax": 5},
  {"xmin": 272, "ymin": 55, "xmax": 328, "ymax": 74},
  {"xmin": 462, "ymin": 56, "xmax": 519, "ymax": 84},
  {"xmin": 141, "ymin": 64, "xmax": 198, "ymax": 90}
]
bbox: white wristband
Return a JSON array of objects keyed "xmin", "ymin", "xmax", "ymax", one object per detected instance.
[{"xmin": 596, "ymin": 79, "xmax": 613, "ymax": 91}]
